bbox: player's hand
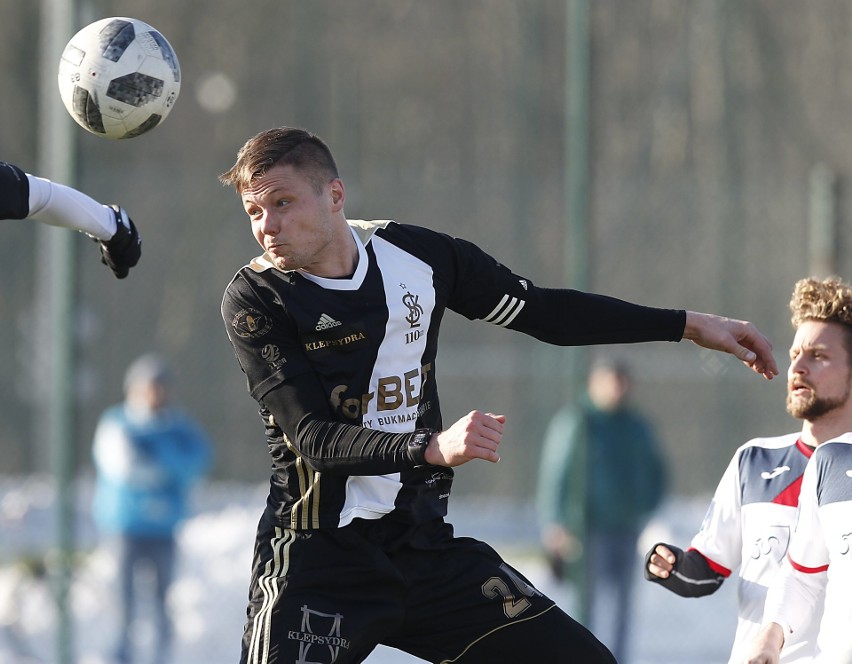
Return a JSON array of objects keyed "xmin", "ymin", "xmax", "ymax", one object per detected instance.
[
  {"xmin": 683, "ymin": 311, "xmax": 778, "ymax": 380},
  {"xmin": 645, "ymin": 543, "xmax": 677, "ymax": 579},
  {"xmin": 99, "ymin": 205, "xmax": 141, "ymax": 278},
  {"xmin": 739, "ymin": 623, "xmax": 784, "ymax": 664},
  {"xmin": 425, "ymin": 410, "xmax": 505, "ymax": 467}
]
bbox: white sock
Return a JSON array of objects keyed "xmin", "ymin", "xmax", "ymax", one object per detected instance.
[{"xmin": 26, "ymin": 174, "xmax": 117, "ymax": 240}]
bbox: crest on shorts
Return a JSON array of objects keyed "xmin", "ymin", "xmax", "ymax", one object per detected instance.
[{"xmin": 288, "ymin": 605, "xmax": 350, "ymax": 664}]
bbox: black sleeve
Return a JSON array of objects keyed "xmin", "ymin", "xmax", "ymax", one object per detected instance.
[
  {"xmin": 513, "ymin": 288, "xmax": 686, "ymax": 346},
  {"xmin": 643, "ymin": 542, "xmax": 725, "ymax": 598},
  {"xmin": 0, "ymin": 162, "xmax": 30, "ymax": 219},
  {"xmin": 439, "ymin": 233, "xmax": 686, "ymax": 346},
  {"xmin": 262, "ymin": 373, "xmax": 432, "ymax": 475}
]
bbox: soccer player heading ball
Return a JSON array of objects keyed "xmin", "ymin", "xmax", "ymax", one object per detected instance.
[
  {"xmin": 219, "ymin": 126, "xmax": 778, "ymax": 663},
  {"xmin": 0, "ymin": 161, "xmax": 140, "ymax": 278}
]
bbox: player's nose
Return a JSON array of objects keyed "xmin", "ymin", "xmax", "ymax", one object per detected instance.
[
  {"xmin": 257, "ymin": 209, "xmax": 281, "ymax": 235},
  {"xmin": 788, "ymin": 354, "xmax": 807, "ymax": 376}
]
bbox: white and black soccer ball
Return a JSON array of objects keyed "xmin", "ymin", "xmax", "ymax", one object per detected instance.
[{"xmin": 57, "ymin": 17, "xmax": 181, "ymax": 140}]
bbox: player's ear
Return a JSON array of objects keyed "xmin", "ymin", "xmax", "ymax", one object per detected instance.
[{"xmin": 329, "ymin": 178, "xmax": 345, "ymax": 211}]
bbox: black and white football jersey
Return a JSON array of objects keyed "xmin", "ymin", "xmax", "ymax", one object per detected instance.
[{"xmin": 222, "ymin": 220, "xmax": 684, "ymax": 531}]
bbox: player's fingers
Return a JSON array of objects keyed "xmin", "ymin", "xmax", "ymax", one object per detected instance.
[
  {"xmin": 475, "ymin": 411, "xmax": 505, "ymax": 434},
  {"xmin": 485, "ymin": 412, "xmax": 507, "ymax": 425},
  {"xmin": 463, "ymin": 432, "xmax": 501, "ymax": 463},
  {"xmin": 654, "ymin": 544, "xmax": 675, "ymax": 559},
  {"xmin": 647, "ymin": 561, "xmax": 669, "ymax": 578},
  {"xmin": 469, "ymin": 413, "xmax": 504, "ymax": 441},
  {"xmin": 735, "ymin": 326, "xmax": 778, "ymax": 379},
  {"xmin": 654, "ymin": 555, "xmax": 673, "ymax": 571},
  {"xmin": 471, "ymin": 434, "xmax": 501, "ymax": 462}
]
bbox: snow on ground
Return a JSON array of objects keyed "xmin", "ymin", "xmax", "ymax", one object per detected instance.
[{"xmin": 0, "ymin": 477, "xmax": 736, "ymax": 664}]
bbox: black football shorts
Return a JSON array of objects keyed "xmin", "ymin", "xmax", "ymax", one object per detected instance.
[{"xmin": 240, "ymin": 516, "xmax": 613, "ymax": 664}]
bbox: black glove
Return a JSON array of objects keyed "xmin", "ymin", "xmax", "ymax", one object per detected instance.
[
  {"xmin": 98, "ymin": 205, "xmax": 141, "ymax": 279},
  {"xmin": 644, "ymin": 541, "xmax": 725, "ymax": 598}
]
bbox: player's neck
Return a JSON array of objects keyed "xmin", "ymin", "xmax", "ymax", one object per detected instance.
[
  {"xmin": 801, "ymin": 409, "xmax": 852, "ymax": 446},
  {"xmin": 302, "ymin": 220, "xmax": 360, "ymax": 278}
]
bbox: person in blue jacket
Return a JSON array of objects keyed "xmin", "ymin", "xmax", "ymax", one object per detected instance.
[
  {"xmin": 92, "ymin": 353, "xmax": 212, "ymax": 664},
  {"xmin": 537, "ymin": 357, "xmax": 667, "ymax": 664}
]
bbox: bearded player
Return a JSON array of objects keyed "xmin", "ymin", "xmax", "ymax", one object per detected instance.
[
  {"xmin": 0, "ymin": 160, "xmax": 140, "ymax": 278},
  {"xmin": 645, "ymin": 276, "xmax": 852, "ymax": 663}
]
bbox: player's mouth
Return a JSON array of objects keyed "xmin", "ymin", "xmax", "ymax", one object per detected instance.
[{"xmin": 788, "ymin": 381, "xmax": 813, "ymax": 397}]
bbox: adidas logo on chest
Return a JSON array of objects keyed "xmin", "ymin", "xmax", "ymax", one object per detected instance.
[{"xmin": 315, "ymin": 313, "xmax": 342, "ymax": 331}]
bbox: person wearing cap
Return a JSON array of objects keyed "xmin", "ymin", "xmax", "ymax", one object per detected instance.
[{"xmin": 91, "ymin": 353, "xmax": 213, "ymax": 664}]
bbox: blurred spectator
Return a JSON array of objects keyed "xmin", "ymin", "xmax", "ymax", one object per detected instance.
[
  {"xmin": 91, "ymin": 353, "xmax": 212, "ymax": 664},
  {"xmin": 536, "ymin": 357, "xmax": 667, "ymax": 663}
]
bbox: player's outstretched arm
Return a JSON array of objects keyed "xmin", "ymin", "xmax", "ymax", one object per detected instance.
[
  {"xmin": 424, "ymin": 411, "xmax": 505, "ymax": 467},
  {"xmin": 739, "ymin": 623, "xmax": 784, "ymax": 664},
  {"xmin": 683, "ymin": 311, "xmax": 778, "ymax": 379},
  {"xmin": 1, "ymin": 161, "xmax": 140, "ymax": 278}
]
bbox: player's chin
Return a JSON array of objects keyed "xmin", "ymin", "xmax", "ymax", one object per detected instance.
[{"xmin": 268, "ymin": 254, "xmax": 295, "ymax": 271}]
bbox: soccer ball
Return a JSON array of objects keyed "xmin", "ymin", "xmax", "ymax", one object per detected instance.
[{"xmin": 57, "ymin": 17, "xmax": 181, "ymax": 139}]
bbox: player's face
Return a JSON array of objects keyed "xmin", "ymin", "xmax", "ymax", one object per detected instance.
[
  {"xmin": 787, "ymin": 321, "xmax": 852, "ymax": 420},
  {"xmin": 241, "ymin": 163, "xmax": 347, "ymax": 275}
]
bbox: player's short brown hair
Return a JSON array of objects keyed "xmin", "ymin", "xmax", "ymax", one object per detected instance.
[{"xmin": 219, "ymin": 127, "xmax": 339, "ymax": 195}]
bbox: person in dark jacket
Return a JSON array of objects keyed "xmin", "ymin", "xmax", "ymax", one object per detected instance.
[{"xmin": 537, "ymin": 357, "xmax": 667, "ymax": 663}]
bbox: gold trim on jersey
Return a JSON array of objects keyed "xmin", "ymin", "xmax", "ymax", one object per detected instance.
[
  {"xmin": 347, "ymin": 218, "xmax": 393, "ymax": 244},
  {"xmin": 248, "ymin": 253, "xmax": 276, "ymax": 273},
  {"xmin": 285, "ymin": 435, "xmax": 322, "ymax": 529},
  {"xmin": 248, "ymin": 526, "xmax": 295, "ymax": 664}
]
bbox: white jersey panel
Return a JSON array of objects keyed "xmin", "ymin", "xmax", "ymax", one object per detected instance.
[
  {"xmin": 339, "ymin": 234, "xmax": 435, "ymax": 527},
  {"xmin": 787, "ymin": 437, "xmax": 852, "ymax": 662},
  {"xmin": 690, "ymin": 433, "xmax": 820, "ymax": 664},
  {"xmin": 814, "ymin": 502, "xmax": 852, "ymax": 663}
]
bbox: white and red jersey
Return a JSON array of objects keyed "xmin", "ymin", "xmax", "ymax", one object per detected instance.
[
  {"xmin": 690, "ymin": 433, "xmax": 819, "ymax": 663},
  {"xmin": 762, "ymin": 434, "xmax": 852, "ymax": 663}
]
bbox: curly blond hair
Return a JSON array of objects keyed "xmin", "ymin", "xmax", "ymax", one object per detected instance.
[{"xmin": 790, "ymin": 276, "xmax": 852, "ymax": 328}]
